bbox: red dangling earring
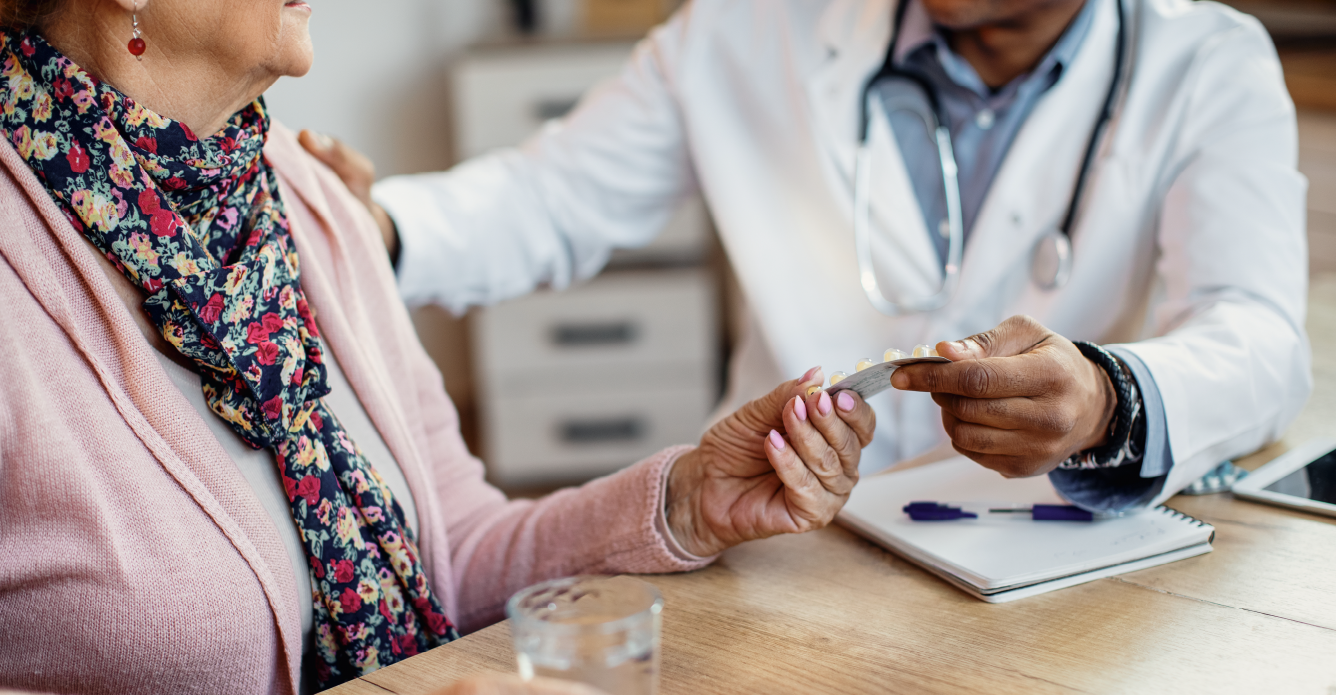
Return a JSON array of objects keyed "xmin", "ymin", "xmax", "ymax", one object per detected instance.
[{"xmin": 127, "ymin": 0, "xmax": 145, "ymax": 59}]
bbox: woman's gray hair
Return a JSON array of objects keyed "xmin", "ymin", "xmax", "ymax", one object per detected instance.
[{"xmin": 2, "ymin": 0, "xmax": 65, "ymax": 30}]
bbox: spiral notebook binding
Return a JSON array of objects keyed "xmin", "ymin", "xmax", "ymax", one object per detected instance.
[{"xmin": 1158, "ymin": 506, "xmax": 1215, "ymax": 542}]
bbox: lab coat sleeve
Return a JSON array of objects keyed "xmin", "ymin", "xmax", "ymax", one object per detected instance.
[
  {"xmin": 1100, "ymin": 21, "xmax": 1311, "ymax": 510},
  {"xmin": 372, "ymin": 10, "xmax": 699, "ymax": 313}
]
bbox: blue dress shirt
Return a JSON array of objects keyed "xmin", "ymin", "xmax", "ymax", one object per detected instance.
[{"xmin": 879, "ymin": 0, "xmax": 1172, "ymax": 512}]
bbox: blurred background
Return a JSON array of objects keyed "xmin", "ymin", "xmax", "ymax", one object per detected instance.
[{"xmin": 264, "ymin": 0, "xmax": 1336, "ymax": 494}]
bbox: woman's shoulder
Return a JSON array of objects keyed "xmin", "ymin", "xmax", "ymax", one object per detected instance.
[
  {"xmin": 260, "ymin": 117, "xmax": 439, "ymax": 423},
  {"xmin": 264, "ymin": 119, "xmax": 374, "ymax": 232},
  {"xmin": 263, "ymin": 117, "xmax": 403, "ymax": 297},
  {"xmin": 264, "ymin": 120, "xmax": 393, "ymax": 254},
  {"xmin": 263, "ymin": 118, "xmax": 405, "ymax": 291}
]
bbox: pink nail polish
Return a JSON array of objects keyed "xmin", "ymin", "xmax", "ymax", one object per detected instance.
[
  {"xmin": 837, "ymin": 391, "xmax": 855, "ymax": 412},
  {"xmin": 793, "ymin": 396, "xmax": 807, "ymax": 422},
  {"xmin": 801, "ymin": 366, "xmax": 821, "ymax": 382},
  {"xmin": 768, "ymin": 429, "xmax": 785, "ymax": 450},
  {"xmin": 817, "ymin": 391, "xmax": 832, "ymax": 416}
]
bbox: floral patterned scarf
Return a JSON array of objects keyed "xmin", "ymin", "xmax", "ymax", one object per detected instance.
[{"xmin": 0, "ymin": 30, "xmax": 456, "ymax": 688}]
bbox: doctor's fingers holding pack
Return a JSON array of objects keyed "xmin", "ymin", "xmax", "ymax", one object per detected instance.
[{"xmin": 891, "ymin": 316, "xmax": 1117, "ymax": 478}]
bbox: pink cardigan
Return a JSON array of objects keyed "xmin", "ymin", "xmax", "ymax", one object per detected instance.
[{"xmin": 0, "ymin": 123, "xmax": 708, "ymax": 695}]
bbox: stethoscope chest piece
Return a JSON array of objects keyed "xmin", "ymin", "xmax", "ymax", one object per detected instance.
[{"xmin": 1031, "ymin": 229, "xmax": 1073, "ymax": 290}]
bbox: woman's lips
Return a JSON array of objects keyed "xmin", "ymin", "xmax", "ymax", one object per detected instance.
[{"xmin": 284, "ymin": 1, "xmax": 311, "ymax": 10}]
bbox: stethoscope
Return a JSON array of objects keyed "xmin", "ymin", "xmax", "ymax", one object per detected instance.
[{"xmin": 852, "ymin": 0, "xmax": 1128, "ymax": 316}]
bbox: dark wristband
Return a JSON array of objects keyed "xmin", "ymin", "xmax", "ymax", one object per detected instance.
[
  {"xmin": 1058, "ymin": 341, "xmax": 1144, "ymax": 470},
  {"xmin": 387, "ymin": 218, "xmax": 402, "ymax": 271}
]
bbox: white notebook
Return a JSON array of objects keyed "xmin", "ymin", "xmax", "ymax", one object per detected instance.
[{"xmin": 838, "ymin": 457, "xmax": 1214, "ymax": 603}]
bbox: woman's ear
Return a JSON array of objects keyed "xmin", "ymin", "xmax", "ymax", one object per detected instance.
[{"xmin": 107, "ymin": 0, "xmax": 145, "ymax": 14}]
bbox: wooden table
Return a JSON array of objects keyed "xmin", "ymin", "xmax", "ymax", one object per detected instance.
[{"xmin": 333, "ymin": 276, "xmax": 1336, "ymax": 695}]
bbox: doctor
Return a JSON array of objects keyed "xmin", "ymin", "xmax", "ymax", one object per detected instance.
[{"xmin": 304, "ymin": 0, "xmax": 1309, "ymax": 513}]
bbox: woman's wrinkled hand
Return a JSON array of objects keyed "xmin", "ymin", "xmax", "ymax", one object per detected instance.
[
  {"xmin": 433, "ymin": 674, "xmax": 608, "ymax": 695},
  {"xmin": 666, "ymin": 368, "xmax": 876, "ymax": 557}
]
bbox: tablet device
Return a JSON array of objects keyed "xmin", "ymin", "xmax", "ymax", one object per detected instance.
[{"xmin": 1231, "ymin": 437, "xmax": 1336, "ymax": 518}]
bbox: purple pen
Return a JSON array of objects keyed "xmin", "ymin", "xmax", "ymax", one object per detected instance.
[
  {"xmin": 903, "ymin": 501, "xmax": 978, "ymax": 521},
  {"xmin": 988, "ymin": 504, "xmax": 1094, "ymax": 521}
]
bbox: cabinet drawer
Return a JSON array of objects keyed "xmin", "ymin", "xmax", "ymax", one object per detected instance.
[
  {"xmin": 482, "ymin": 385, "xmax": 713, "ymax": 485},
  {"xmin": 474, "ymin": 269, "xmax": 717, "ymax": 394},
  {"xmin": 451, "ymin": 44, "xmax": 711, "ymax": 264},
  {"xmin": 452, "ymin": 42, "xmax": 635, "ymax": 159}
]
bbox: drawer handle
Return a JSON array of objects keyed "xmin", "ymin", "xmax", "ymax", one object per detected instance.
[
  {"xmin": 533, "ymin": 97, "xmax": 580, "ymax": 122},
  {"xmin": 550, "ymin": 321, "xmax": 638, "ymax": 347},
  {"xmin": 559, "ymin": 417, "xmax": 645, "ymax": 444}
]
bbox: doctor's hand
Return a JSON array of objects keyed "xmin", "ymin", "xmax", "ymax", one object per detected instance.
[
  {"xmin": 666, "ymin": 368, "xmax": 876, "ymax": 558},
  {"xmin": 298, "ymin": 130, "xmax": 401, "ymax": 261},
  {"xmin": 890, "ymin": 315, "xmax": 1116, "ymax": 478}
]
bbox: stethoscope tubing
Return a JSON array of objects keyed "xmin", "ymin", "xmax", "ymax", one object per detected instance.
[
  {"xmin": 852, "ymin": 0, "xmax": 1128, "ymax": 315},
  {"xmin": 1059, "ymin": 0, "xmax": 1127, "ymax": 236}
]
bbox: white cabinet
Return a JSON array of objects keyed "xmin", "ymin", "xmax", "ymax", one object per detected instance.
[
  {"xmin": 451, "ymin": 41, "xmax": 709, "ymax": 265},
  {"xmin": 475, "ymin": 269, "xmax": 717, "ymax": 483},
  {"xmin": 452, "ymin": 42, "xmax": 637, "ymax": 159},
  {"xmin": 453, "ymin": 42, "xmax": 720, "ymax": 485}
]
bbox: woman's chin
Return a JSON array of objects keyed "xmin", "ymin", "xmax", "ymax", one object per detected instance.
[
  {"xmin": 278, "ymin": 41, "xmax": 315, "ymax": 79},
  {"xmin": 274, "ymin": 18, "xmax": 315, "ymax": 78}
]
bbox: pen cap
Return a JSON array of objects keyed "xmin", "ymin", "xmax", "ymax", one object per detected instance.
[{"xmin": 903, "ymin": 502, "xmax": 977, "ymax": 521}]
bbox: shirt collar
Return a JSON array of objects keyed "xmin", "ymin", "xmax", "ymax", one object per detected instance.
[{"xmin": 893, "ymin": 0, "xmax": 1099, "ymax": 98}]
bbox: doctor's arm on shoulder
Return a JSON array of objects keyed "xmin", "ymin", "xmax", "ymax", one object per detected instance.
[
  {"xmin": 302, "ymin": 10, "xmax": 698, "ymax": 314},
  {"xmin": 894, "ymin": 22, "xmax": 1311, "ymax": 514}
]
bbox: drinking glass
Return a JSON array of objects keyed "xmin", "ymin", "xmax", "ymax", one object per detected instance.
[{"xmin": 506, "ymin": 575, "xmax": 663, "ymax": 695}]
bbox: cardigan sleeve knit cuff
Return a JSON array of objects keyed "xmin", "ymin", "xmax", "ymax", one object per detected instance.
[{"xmin": 652, "ymin": 446, "xmax": 718, "ymax": 564}]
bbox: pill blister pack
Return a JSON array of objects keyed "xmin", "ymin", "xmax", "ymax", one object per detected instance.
[{"xmin": 812, "ymin": 345, "xmax": 951, "ymax": 401}]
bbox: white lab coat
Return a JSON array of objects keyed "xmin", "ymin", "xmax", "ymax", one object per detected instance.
[{"xmin": 375, "ymin": 0, "xmax": 1311, "ymax": 508}]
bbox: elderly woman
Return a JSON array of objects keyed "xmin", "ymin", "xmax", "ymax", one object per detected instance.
[{"xmin": 0, "ymin": 0, "xmax": 876, "ymax": 693}]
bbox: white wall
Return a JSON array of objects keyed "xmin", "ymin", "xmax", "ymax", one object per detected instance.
[{"xmin": 263, "ymin": 0, "xmax": 507, "ymax": 177}]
